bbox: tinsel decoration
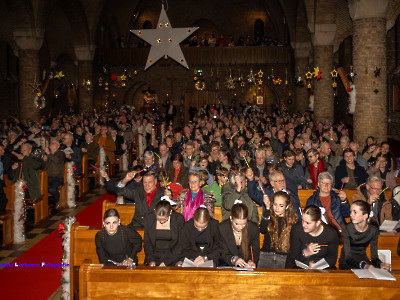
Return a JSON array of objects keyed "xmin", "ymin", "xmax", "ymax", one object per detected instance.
[
  {"xmin": 34, "ymin": 95, "xmax": 46, "ymax": 109},
  {"xmin": 195, "ymin": 79, "xmax": 206, "ymax": 91},
  {"xmin": 138, "ymin": 125, "xmax": 146, "ymax": 160},
  {"xmin": 122, "ymin": 143, "xmax": 128, "ymax": 172},
  {"xmin": 161, "ymin": 123, "xmax": 166, "ymax": 142},
  {"xmin": 60, "ymin": 216, "xmax": 76, "ymax": 300},
  {"xmin": 309, "ymin": 94, "xmax": 314, "ymax": 111},
  {"xmin": 99, "ymin": 147, "xmax": 106, "ymax": 186},
  {"xmin": 66, "ymin": 162, "xmax": 76, "ymax": 208},
  {"xmin": 348, "ymin": 84, "xmax": 357, "ymax": 114},
  {"xmin": 14, "ymin": 179, "xmax": 26, "ymax": 243}
]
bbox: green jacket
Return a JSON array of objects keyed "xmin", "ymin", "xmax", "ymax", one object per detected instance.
[
  {"xmin": 221, "ymin": 182, "xmax": 259, "ymax": 224},
  {"xmin": 10, "ymin": 155, "xmax": 42, "ymax": 199}
]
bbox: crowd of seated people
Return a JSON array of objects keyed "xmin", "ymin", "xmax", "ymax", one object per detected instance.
[
  {"xmin": 126, "ymin": 33, "xmax": 285, "ymax": 48},
  {"xmin": 1, "ymin": 101, "xmax": 400, "ymax": 268}
]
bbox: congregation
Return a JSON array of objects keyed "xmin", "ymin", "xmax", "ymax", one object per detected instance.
[{"xmin": 1, "ymin": 104, "xmax": 399, "ymax": 271}]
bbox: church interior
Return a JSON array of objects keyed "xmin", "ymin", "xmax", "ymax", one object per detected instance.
[{"xmin": 0, "ymin": 0, "xmax": 400, "ymax": 299}]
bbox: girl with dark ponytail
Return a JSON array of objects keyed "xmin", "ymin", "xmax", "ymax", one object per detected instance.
[{"xmin": 339, "ymin": 200, "xmax": 390, "ymax": 270}]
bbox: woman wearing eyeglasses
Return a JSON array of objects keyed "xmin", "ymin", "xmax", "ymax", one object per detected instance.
[
  {"xmin": 175, "ymin": 171, "xmax": 216, "ymax": 221},
  {"xmin": 219, "ymin": 203, "xmax": 260, "ymax": 268},
  {"xmin": 143, "ymin": 200, "xmax": 185, "ymax": 266},
  {"xmin": 95, "ymin": 209, "xmax": 143, "ymax": 266},
  {"xmin": 306, "ymin": 172, "xmax": 350, "ymax": 231},
  {"xmin": 179, "ymin": 206, "xmax": 220, "ymax": 266}
]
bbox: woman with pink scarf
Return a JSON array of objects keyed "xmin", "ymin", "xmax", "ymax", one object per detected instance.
[{"xmin": 176, "ymin": 171, "xmax": 216, "ymax": 221}]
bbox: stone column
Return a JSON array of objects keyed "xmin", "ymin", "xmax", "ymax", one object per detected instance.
[
  {"xmin": 13, "ymin": 29, "xmax": 44, "ymax": 122},
  {"xmin": 349, "ymin": 0, "xmax": 390, "ymax": 145},
  {"xmin": 74, "ymin": 45, "xmax": 95, "ymax": 113},
  {"xmin": 312, "ymin": 25, "xmax": 336, "ymax": 122},
  {"xmin": 294, "ymin": 42, "xmax": 312, "ymax": 113}
]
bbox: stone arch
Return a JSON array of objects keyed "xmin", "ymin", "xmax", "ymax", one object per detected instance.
[
  {"xmin": 254, "ymin": 19, "xmax": 265, "ymax": 39},
  {"xmin": 142, "ymin": 20, "xmax": 152, "ymax": 29},
  {"xmin": 124, "ymin": 80, "xmax": 160, "ymax": 112},
  {"xmin": 190, "ymin": 18, "xmax": 219, "ymax": 41}
]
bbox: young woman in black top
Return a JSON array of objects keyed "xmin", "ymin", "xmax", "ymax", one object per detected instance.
[
  {"xmin": 143, "ymin": 200, "xmax": 185, "ymax": 266},
  {"xmin": 259, "ymin": 191, "xmax": 298, "ymax": 268},
  {"xmin": 180, "ymin": 206, "xmax": 220, "ymax": 266},
  {"xmin": 285, "ymin": 205, "xmax": 339, "ymax": 269},
  {"xmin": 95, "ymin": 209, "xmax": 142, "ymax": 266},
  {"xmin": 218, "ymin": 203, "xmax": 260, "ymax": 268},
  {"xmin": 339, "ymin": 200, "xmax": 390, "ymax": 270}
]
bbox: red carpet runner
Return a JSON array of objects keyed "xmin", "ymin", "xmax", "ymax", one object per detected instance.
[{"xmin": 0, "ymin": 193, "xmax": 116, "ymax": 300}]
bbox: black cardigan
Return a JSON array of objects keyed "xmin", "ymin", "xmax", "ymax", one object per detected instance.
[
  {"xmin": 218, "ymin": 219, "xmax": 260, "ymax": 266},
  {"xmin": 179, "ymin": 218, "xmax": 221, "ymax": 265},
  {"xmin": 143, "ymin": 211, "xmax": 185, "ymax": 266}
]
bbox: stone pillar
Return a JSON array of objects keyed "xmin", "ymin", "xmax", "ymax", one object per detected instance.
[
  {"xmin": 294, "ymin": 42, "xmax": 312, "ymax": 113},
  {"xmin": 312, "ymin": 25, "xmax": 336, "ymax": 122},
  {"xmin": 13, "ymin": 29, "xmax": 44, "ymax": 122},
  {"xmin": 349, "ymin": 0, "xmax": 390, "ymax": 145},
  {"xmin": 74, "ymin": 45, "xmax": 95, "ymax": 113}
]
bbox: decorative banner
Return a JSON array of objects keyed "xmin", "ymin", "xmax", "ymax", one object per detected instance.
[
  {"xmin": 60, "ymin": 216, "xmax": 76, "ymax": 300},
  {"xmin": 130, "ymin": 4, "xmax": 198, "ymax": 70},
  {"xmin": 67, "ymin": 162, "xmax": 76, "ymax": 208},
  {"xmin": 14, "ymin": 179, "xmax": 26, "ymax": 243}
]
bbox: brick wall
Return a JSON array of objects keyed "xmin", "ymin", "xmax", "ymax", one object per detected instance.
[{"xmin": 353, "ymin": 17, "xmax": 387, "ymax": 145}]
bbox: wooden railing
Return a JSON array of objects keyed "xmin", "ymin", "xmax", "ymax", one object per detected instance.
[
  {"xmin": 104, "ymin": 46, "xmax": 291, "ymax": 66},
  {"xmin": 79, "ymin": 265, "xmax": 400, "ymax": 299}
]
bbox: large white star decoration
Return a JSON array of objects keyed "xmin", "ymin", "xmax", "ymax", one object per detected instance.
[{"xmin": 130, "ymin": 5, "xmax": 198, "ymax": 70}]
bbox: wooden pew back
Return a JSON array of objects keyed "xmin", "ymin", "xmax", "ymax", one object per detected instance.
[
  {"xmin": 79, "ymin": 265, "xmax": 400, "ymax": 299},
  {"xmin": 102, "ymin": 200, "xmax": 136, "ymax": 225},
  {"xmin": 298, "ymin": 189, "xmax": 393, "ymax": 208},
  {"xmin": 70, "ymin": 222, "xmax": 146, "ymax": 299}
]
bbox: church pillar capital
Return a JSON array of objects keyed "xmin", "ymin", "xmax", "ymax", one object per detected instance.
[
  {"xmin": 74, "ymin": 45, "xmax": 96, "ymax": 61},
  {"xmin": 13, "ymin": 29, "xmax": 44, "ymax": 51},
  {"xmin": 348, "ymin": 0, "xmax": 390, "ymax": 20}
]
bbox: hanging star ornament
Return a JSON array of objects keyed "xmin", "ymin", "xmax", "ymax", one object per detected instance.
[{"xmin": 130, "ymin": 5, "xmax": 198, "ymax": 70}]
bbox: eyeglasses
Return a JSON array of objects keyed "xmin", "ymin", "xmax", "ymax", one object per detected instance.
[
  {"xmin": 319, "ymin": 181, "xmax": 332, "ymax": 186},
  {"xmin": 307, "ymin": 155, "xmax": 314, "ymax": 158},
  {"xmin": 272, "ymin": 179, "xmax": 286, "ymax": 183},
  {"xmin": 368, "ymin": 185, "xmax": 382, "ymax": 192}
]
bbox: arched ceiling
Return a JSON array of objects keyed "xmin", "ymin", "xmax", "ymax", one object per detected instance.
[{"xmin": 0, "ymin": 0, "xmax": 400, "ymax": 61}]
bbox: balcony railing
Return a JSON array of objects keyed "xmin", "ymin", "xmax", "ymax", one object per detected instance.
[{"xmin": 103, "ymin": 46, "xmax": 291, "ymax": 66}]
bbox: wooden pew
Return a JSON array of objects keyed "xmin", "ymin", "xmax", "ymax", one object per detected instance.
[
  {"xmin": 298, "ymin": 189, "xmax": 393, "ymax": 208},
  {"xmin": 58, "ymin": 162, "xmax": 68, "ymax": 208},
  {"xmin": 70, "ymin": 222, "xmax": 146, "ymax": 299},
  {"xmin": 70, "ymin": 223, "xmax": 400, "ymax": 299},
  {"xmin": 101, "ymin": 200, "xmax": 264, "ymax": 225},
  {"xmin": 1, "ymin": 175, "xmax": 15, "ymax": 246},
  {"xmin": 25, "ymin": 170, "xmax": 49, "ymax": 225},
  {"xmin": 75, "ymin": 154, "xmax": 89, "ymax": 198},
  {"xmin": 102, "ymin": 200, "xmax": 135, "ymax": 225},
  {"xmin": 79, "ymin": 265, "xmax": 400, "ymax": 299}
]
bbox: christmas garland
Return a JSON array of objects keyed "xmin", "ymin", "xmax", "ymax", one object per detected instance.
[
  {"xmin": 59, "ymin": 216, "xmax": 76, "ymax": 300},
  {"xmin": 99, "ymin": 147, "xmax": 106, "ymax": 186},
  {"xmin": 14, "ymin": 179, "xmax": 26, "ymax": 243},
  {"xmin": 122, "ymin": 143, "xmax": 128, "ymax": 172},
  {"xmin": 66, "ymin": 162, "xmax": 76, "ymax": 208}
]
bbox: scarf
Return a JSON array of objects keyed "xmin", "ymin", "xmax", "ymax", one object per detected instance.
[
  {"xmin": 183, "ymin": 189, "xmax": 204, "ymax": 221},
  {"xmin": 309, "ymin": 158, "xmax": 325, "ymax": 189}
]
